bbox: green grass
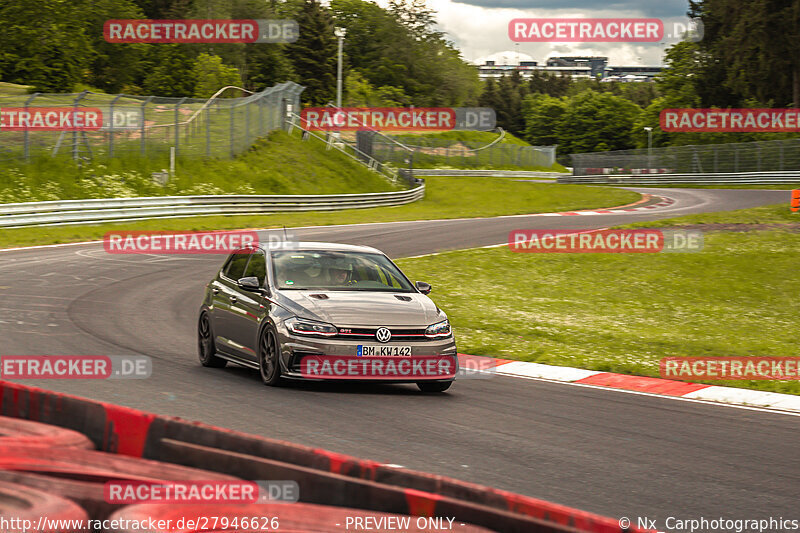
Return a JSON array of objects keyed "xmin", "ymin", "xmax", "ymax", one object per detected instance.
[
  {"xmin": 392, "ymin": 130, "xmax": 532, "ymax": 147},
  {"xmin": 599, "ymin": 183, "xmax": 800, "ymax": 190},
  {"xmin": 0, "ymin": 178, "xmax": 641, "ymax": 249},
  {"xmin": 396, "ymin": 204, "xmax": 800, "ymax": 395},
  {"xmin": 0, "ymin": 130, "xmax": 397, "ymax": 204},
  {"xmin": 373, "ymin": 130, "xmax": 565, "ymax": 171},
  {"xmin": 620, "ymin": 202, "xmax": 799, "ymax": 228},
  {"xmin": 0, "ymin": 81, "xmax": 34, "ymax": 96}
]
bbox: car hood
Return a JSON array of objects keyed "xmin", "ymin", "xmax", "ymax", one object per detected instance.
[{"xmin": 275, "ymin": 290, "xmax": 444, "ymax": 327}]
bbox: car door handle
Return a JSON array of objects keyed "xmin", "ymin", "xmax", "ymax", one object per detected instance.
[{"xmin": 229, "ymin": 295, "xmax": 238, "ymax": 303}]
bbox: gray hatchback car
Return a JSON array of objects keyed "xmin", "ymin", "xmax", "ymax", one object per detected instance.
[{"xmin": 198, "ymin": 242, "xmax": 458, "ymax": 392}]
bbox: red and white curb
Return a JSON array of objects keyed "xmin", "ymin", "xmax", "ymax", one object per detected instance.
[
  {"xmin": 533, "ymin": 196, "xmax": 676, "ymax": 216},
  {"xmin": 458, "ymin": 354, "xmax": 800, "ymax": 414}
]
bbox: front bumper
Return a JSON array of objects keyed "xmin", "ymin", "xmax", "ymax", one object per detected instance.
[{"xmin": 276, "ymin": 322, "xmax": 458, "ymax": 382}]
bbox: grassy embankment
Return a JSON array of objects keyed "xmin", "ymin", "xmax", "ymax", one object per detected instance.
[{"xmin": 397, "ymin": 203, "xmax": 800, "ymax": 395}]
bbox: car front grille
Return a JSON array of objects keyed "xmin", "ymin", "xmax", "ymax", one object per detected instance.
[{"xmin": 336, "ymin": 327, "xmax": 432, "ymax": 342}]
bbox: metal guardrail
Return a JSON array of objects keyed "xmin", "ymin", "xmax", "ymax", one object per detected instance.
[
  {"xmin": 557, "ymin": 171, "xmax": 800, "ymax": 185},
  {"xmin": 408, "ymin": 169, "xmax": 566, "ymax": 178},
  {"xmin": 0, "ymin": 186, "xmax": 425, "ymax": 228}
]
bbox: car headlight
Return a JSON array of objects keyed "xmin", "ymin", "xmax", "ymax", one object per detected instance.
[
  {"xmin": 425, "ymin": 319, "xmax": 451, "ymax": 338},
  {"xmin": 285, "ymin": 317, "xmax": 338, "ymax": 337}
]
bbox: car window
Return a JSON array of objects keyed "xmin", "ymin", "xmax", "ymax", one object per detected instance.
[
  {"xmin": 270, "ymin": 250, "xmax": 414, "ymax": 292},
  {"xmin": 243, "ymin": 250, "xmax": 266, "ymax": 286},
  {"xmin": 223, "ymin": 249, "xmax": 251, "ymax": 281}
]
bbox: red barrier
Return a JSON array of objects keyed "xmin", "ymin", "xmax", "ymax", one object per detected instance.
[
  {"xmin": 0, "ymin": 379, "xmax": 641, "ymax": 532},
  {"xmin": 0, "ymin": 479, "xmax": 89, "ymax": 532},
  {"xmin": 0, "ymin": 415, "xmax": 94, "ymax": 449},
  {"xmin": 0, "ymin": 445, "xmax": 238, "ymax": 519}
]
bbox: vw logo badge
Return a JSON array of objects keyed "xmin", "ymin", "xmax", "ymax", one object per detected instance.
[{"xmin": 375, "ymin": 327, "xmax": 392, "ymax": 343}]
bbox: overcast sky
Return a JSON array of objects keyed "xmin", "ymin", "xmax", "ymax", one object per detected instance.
[{"xmin": 376, "ymin": 0, "xmax": 694, "ymax": 66}]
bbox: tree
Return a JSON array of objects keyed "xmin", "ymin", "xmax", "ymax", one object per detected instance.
[
  {"xmin": 527, "ymin": 70, "xmax": 572, "ymax": 98},
  {"xmin": 387, "ymin": 0, "xmax": 442, "ymax": 42},
  {"xmin": 0, "ymin": 0, "xmax": 94, "ymax": 91},
  {"xmin": 288, "ymin": 0, "xmax": 337, "ymax": 105},
  {"xmin": 141, "ymin": 45, "xmax": 196, "ymax": 96},
  {"xmin": 554, "ymin": 90, "xmax": 642, "ymax": 155},
  {"xmin": 343, "ymin": 70, "xmax": 408, "ymax": 106},
  {"xmin": 192, "ymin": 53, "xmax": 242, "ymax": 98},
  {"xmin": 523, "ymin": 94, "xmax": 567, "ymax": 146},
  {"xmin": 83, "ymin": 0, "xmax": 150, "ymax": 93},
  {"xmin": 689, "ymin": 0, "xmax": 800, "ymax": 107},
  {"xmin": 331, "ymin": 0, "xmax": 479, "ymax": 107},
  {"xmin": 494, "ymin": 71, "xmax": 526, "ymax": 136}
]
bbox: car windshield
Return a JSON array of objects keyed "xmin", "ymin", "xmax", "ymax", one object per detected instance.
[{"xmin": 271, "ymin": 250, "xmax": 415, "ymax": 292}]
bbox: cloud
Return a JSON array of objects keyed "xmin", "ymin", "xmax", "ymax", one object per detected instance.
[
  {"xmin": 429, "ymin": 0, "xmax": 676, "ymax": 65},
  {"xmin": 448, "ymin": 0, "xmax": 692, "ymax": 19}
]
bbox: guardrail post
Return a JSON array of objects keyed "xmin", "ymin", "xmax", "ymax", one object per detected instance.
[{"xmin": 23, "ymin": 92, "xmax": 39, "ymax": 161}]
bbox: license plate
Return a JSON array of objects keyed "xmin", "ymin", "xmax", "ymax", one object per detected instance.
[{"xmin": 357, "ymin": 345, "xmax": 412, "ymax": 357}]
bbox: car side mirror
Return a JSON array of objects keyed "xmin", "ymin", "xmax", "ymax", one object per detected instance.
[
  {"xmin": 237, "ymin": 276, "xmax": 262, "ymax": 292},
  {"xmin": 415, "ymin": 281, "xmax": 432, "ymax": 295}
]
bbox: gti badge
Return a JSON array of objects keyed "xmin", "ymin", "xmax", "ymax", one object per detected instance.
[{"xmin": 375, "ymin": 327, "xmax": 392, "ymax": 343}]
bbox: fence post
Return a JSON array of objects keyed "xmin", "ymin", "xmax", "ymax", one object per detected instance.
[
  {"xmin": 140, "ymin": 96, "xmax": 153, "ymax": 156},
  {"xmin": 205, "ymin": 105, "xmax": 211, "ymax": 157},
  {"xmin": 245, "ymin": 98, "xmax": 250, "ymax": 148},
  {"xmin": 259, "ymin": 94, "xmax": 265, "ymax": 136},
  {"xmin": 71, "ymin": 91, "xmax": 89, "ymax": 161},
  {"xmin": 23, "ymin": 92, "xmax": 39, "ymax": 161},
  {"xmin": 174, "ymin": 97, "xmax": 186, "ymax": 158},
  {"xmin": 108, "ymin": 94, "xmax": 122, "ymax": 158},
  {"xmin": 230, "ymin": 103, "xmax": 235, "ymax": 157}
]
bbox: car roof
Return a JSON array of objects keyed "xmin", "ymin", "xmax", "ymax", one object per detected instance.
[{"xmin": 256, "ymin": 241, "xmax": 384, "ymax": 255}]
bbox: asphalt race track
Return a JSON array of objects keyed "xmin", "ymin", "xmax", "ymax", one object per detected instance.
[{"xmin": 1, "ymin": 187, "xmax": 796, "ymax": 524}]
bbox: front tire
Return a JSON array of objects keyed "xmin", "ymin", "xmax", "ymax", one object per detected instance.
[
  {"xmin": 259, "ymin": 326, "xmax": 283, "ymax": 386},
  {"xmin": 417, "ymin": 380, "xmax": 452, "ymax": 393},
  {"xmin": 198, "ymin": 312, "xmax": 226, "ymax": 368}
]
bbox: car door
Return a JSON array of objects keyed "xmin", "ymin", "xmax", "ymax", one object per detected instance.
[
  {"xmin": 226, "ymin": 249, "xmax": 268, "ymax": 362},
  {"xmin": 213, "ymin": 248, "xmax": 252, "ymax": 356}
]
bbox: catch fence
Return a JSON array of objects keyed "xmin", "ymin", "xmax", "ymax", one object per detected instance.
[
  {"xmin": 0, "ymin": 82, "xmax": 305, "ymax": 163},
  {"xmin": 571, "ymin": 138, "xmax": 800, "ymax": 176}
]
